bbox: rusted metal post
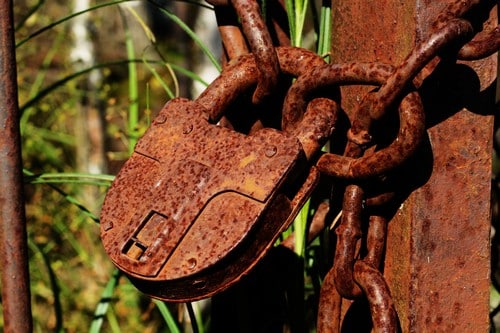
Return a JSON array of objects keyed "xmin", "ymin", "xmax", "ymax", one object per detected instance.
[
  {"xmin": 0, "ymin": 0, "xmax": 33, "ymax": 332},
  {"xmin": 330, "ymin": 1, "xmax": 496, "ymax": 331}
]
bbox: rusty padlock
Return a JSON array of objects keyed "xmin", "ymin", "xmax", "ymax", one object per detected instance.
[{"xmin": 100, "ymin": 47, "xmax": 337, "ymax": 302}]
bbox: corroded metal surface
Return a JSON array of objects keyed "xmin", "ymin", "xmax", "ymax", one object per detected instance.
[
  {"xmin": 0, "ymin": 1, "xmax": 33, "ymax": 331},
  {"xmin": 213, "ymin": 6, "xmax": 249, "ymax": 59},
  {"xmin": 282, "ymin": 62, "xmax": 394, "ymax": 133},
  {"xmin": 230, "ymin": 0, "xmax": 279, "ymax": 103},
  {"xmin": 317, "ymin": 267, "xmax": 342, "ymax": 332},
  {"xmin": 333, "ymin": 185, "xmax": 364, "ymax": 299},
  {"xmin": 353, "ymin": 260, "xmax": 398, "ymax": 333}
]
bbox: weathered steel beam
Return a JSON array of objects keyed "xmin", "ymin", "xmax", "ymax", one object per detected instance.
[
  {"xmin": 0, "ymin": 1, "xmax": 33, "ymax": 331},
  {"xmin": 330, "ymin": 0, "xmax": 496, "ymax": 331}
]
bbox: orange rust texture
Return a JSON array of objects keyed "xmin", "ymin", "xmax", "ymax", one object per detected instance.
[
  {"xmin": 331, "ymin": 1, "xmax": 496, "ymax": 331},
  {"xmin": 330, "ymin": 1, "xmax": 415, "ymax": 118}
]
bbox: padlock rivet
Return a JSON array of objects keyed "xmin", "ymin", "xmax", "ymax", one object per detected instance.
[
  {"xmin": 183, "ymin": 124, "xmax": 194, "ymax": 134},
  {"xmin": 265, "ymin": 145, "xmax": 277, "ymax": 157}
]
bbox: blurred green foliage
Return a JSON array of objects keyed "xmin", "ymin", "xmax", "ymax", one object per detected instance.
[{"xmin": 14, "ymin": 1, "xmax": 205, "ymax": 331}]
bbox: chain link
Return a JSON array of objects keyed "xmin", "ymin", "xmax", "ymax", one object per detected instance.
[{"xmin": 206, "ymin": 0, "xmax": 281, "ymax": 104}]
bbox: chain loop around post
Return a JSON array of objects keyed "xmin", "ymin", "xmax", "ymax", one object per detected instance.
[
  {"xmin": 317, "ymin": 90, "xmax": 425, "ymax": 179},
  {"xmin": 199, "ymin": 0, "xmax": 496, "ymax": 329},
  {"xmin": 282, "ymin": 62, "xmax": 426, "ymax": 179}
]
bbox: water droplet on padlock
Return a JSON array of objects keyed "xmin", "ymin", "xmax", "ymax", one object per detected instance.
[
  {"xmin": 265, "ymin": 145, "xmax": 277, "ymax": 157},
  {"xmin": 187, "ymin": 257, "xmax": 197, "ymax": 269},
  {"xmin": 103, "ymin": 222, "xmax": 113, "ymax": 231},
  {"xmin": 183, "ymin": 124, "xmax": 193, "ymax": 134},
  {"xmin": 155, "ymin": 114, "xmax": 167, "ymax": 124}
]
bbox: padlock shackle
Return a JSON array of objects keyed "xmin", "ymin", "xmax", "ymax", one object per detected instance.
[
  {"xmin": 195, "ymin": 46, "xmax": 327, "ymax": 123},
  {"xmin": 206, "ymin": 0, "xmax": 281, "ymax": 104}
]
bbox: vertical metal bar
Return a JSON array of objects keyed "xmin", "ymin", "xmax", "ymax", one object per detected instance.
[
  {"xmin": 330, "ymin": 1, "xmax": 496, "ymax": 331},
  {"xmin": 0, "ymin": 1, "xmax": 33, "ymax": 332}
]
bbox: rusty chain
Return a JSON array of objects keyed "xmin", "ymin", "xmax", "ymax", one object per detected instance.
[
  {"xmin": 202, "ymin": 0, "xmax": 499, "ymax": 332},
  {"xmin": 95, "ymin": 0, "xmax": 498, "ymax": 330},
  {"xmin": 206, "ymin": 0, "xmax": 283, "ymax": 104}
]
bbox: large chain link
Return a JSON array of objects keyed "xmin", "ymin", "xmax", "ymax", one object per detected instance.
[
  {"xmin": 207, "ymin": 0, "xmax": 498, "ymax": 331},
  {"xmin": 206, "ymin": 0, "xmax": 284, "ymax": 104}
]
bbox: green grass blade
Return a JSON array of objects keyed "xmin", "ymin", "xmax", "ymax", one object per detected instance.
[
  {"xmin": 24, "ymin": 171, "xmax": 114, "ymax": 187},
  {"xmin": 28, "ymin": 240, "xmax": 64, "ymax": 333},
  {"xmin": 28, "ymin": 179, "xmax": 111, "ymax": 187},
  {"xmin": 89, "ymin": 269, "xmax": 121, "ymax": 333},
  {"xmin": 285, "ymin": 0, "xmax": 309, "ymax": 46},
  {"xmin": 19, "ymin": 59, "xmax": 160, "ymax": 114},
  {"xmin": 23, "ymin": 124, "xmax": 75, "ymax": 145},
  {"xmin": 317, "ymin": 0, "xmax": 332, "ymax": 61},
  {"xmin": 24, "ymin": 169, "xmax": 101, "ymax": 223},
  {"xmin": 295, "ymin": 0, "xmax": 309, "ymax": 47},
  {"xmin": 186, "ymin": 302, "xmax": 201, "ymax": 333},
  {"xmin": 24, "ymin": 172, "xmax": 115, "ymax": 183},
  {"xmin": 285, "ymin": 0, "xmax": 296, "ymax": 43},
  {"xmin": 193, "ymin": 302, "xmax": 206, "ymax": 333},
  {"xmin": 46, "ymin": 188, "xmax": 99, "ymax": 222},
  {"xmin": 141, "ymin": 37, "xmax": 210, "ymax": 96},
  {"xmin": 105, "ymin": 310, "xmax": 121, "ymax": 333},
  {"xmin": 153, "ymin": 300, "xmax": 181, "ymax": 333},
  {"xmin": 294, "ymin": 199, "xmax": 311, "ymax": 256},
  {"xmin": 123, "ymin": 3, "xmax": 156, "ymax": 43},
  {"xmin": 142, "ymin": 55, "xmax": 176, "ymax": 99},
  {"xmin": 119, "ymin": 6, "xmax": 140, "ymax": 154},
  {"xmin": 170, "ymin": 63, "xmax": 210, "ymax": 87},
  {"xmin": 15, "ymin": 0, "xmax": 46, "ymax": 31},
  {"xmin": 52, "ymin": 218, "xmax": 91, "ymax": 264},
  {"xmin": 284, "ymin": 0, "xmax": 317, "ymax": 257},
  {"xmin": 149, "ymin": 1, "xmax": 222, "ymax": 72}
]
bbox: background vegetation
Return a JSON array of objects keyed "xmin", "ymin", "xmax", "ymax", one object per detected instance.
[{"xmin": 15, "ymin": 1, "xmax": 218, "ymax": 332}]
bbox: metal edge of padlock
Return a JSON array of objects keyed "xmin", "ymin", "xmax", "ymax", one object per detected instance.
[{"xmin": 99, "ymin": 46, "xmax": 338, "ymax": 302}]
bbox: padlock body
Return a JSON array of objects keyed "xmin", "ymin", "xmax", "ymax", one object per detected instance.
[{"xmin": 100, "ymin": 98, "xmax": 317, "ymax": 301}]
